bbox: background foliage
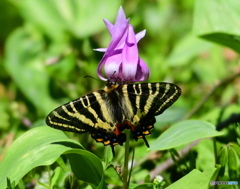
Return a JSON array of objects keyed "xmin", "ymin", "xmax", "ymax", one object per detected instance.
[{"xmin": 0, "ymin": 0, "xmax": 240, "ymax": 188}]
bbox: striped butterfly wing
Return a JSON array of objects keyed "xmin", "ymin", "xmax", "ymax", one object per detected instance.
[
  {"xmin": 46, "ymin": 82, "xmax": 181, "ymax": 154},
  {"xmin": 46, "ymin": 89, "xmax": 127, "ymax": 152},
  {"xmin": 46, "ymin": 90, "xmax": 115, "ymax": 134},
  {"xmin": 124, "ymin": 82, "xmax": 181, "ymax": 116},
  {"xmin": 121, "ymin": 82, "xmax": 181, "ymax": 145}
]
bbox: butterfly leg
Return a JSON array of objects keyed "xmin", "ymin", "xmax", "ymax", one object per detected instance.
[
  {"xmin": 142, "ymin": 135, "xmax": 149, "ymax": 147},
  {"xmin": 110, "ymin": 144, "xmax": 116, "ymax": 156}
]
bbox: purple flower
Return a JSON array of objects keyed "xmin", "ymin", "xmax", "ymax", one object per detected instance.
[{"xmin": 95, "ymin": 7, "xmax": 149, "ymax": 83}]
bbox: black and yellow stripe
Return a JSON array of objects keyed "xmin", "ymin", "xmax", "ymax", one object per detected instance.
[{"xmin": 46, "ymin": 82, "xmax": 181, "ymax": 154}]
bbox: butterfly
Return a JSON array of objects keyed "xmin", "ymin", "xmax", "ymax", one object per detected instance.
[{"xmin": 46, "ymin": 81, "xmax": 181, "ymax": 155}]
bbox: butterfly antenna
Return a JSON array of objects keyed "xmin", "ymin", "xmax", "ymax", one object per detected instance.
[
  {"xmin": 110, "ymin": 71, "xmax": 116, "ymax": 79},
  {"xmin": 84, "ymin": 76, "xmax": 103, "ymax": 83},
  {"xmin": 142, "ymin": 135, "xmax": 150, "ymax": 148}
]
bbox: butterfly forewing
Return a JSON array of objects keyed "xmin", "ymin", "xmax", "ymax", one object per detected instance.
[
  {"xmin": 47, "ymin": 92, "xmax": 100, "ymax": 133},
  {"xmin": 124, "ymin": 82, "xmax": 181, "ymax": 116}
]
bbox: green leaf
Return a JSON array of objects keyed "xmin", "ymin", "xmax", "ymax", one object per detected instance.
[
  {"xmin": 228, "ymin": 146, "xmax": 239, "ymax": 180},
  {"xmin": 67, "ymin": 150, "xmax": 107, "ymax": 189},
  {"xmin": 156, "ymin": 107, "xmax": 186, "ymax": 128},
  {"xmin": 193, "ymin": 0, "xmax": 240, "ymax": 53},
  {"xmin": 230, "ymin": 142, "xmax": 240, "ymax": 158},
  {"xmin": 0, "ymin": 126, "xmax": 83, "ymax": 188},
  {"xmin": 150, "ymin": 120, "xmax": 223, "ymax": 151},
  {"xmin": 56, "ymin": 156, "xmax": 67, "ymax": 172},
  {"xmin": 50, "ymin": 167, "xmax": 62, "ymax": 188},
  {"xmin": 167, "ymin": 35, "xmax": 212, "ymax": 66},
  {"xmin": 104, "ymin": 166, "xmax": 122, "ymax": 187},
  {"xmin": 218, "ymin": 145, "xmax": 228, "ymax": 176},
  {"xmin": 4, "ymin": 27, "xmax": 57, "ymax": 115},
  {"xmin": 166, "ymin": 168, "xmax": 218, "ymax": 189},
  {"xmin": 192, "ymin": 140, "xmax": 215, "ymax": 172},
  {"xmin": 15, "ymin": 0, "xmax": 121, "ymax": 40},
  {"xmin": 6, "ymin": 178, "xmax": 15, "ymax": 189},
  {"xmin": 103, "ymin": 146, "xmax": 114, "ymax": 169}
]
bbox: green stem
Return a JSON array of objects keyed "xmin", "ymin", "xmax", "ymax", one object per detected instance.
[
  {"xmin": 128, "ymin": 148, "xmax": 135, "ymax": 186},
  {"xmin": 122, "ymin": 130, "xmax": 131, "ymax": 189}
]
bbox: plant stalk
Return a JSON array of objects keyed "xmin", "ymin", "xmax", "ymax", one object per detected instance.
[{"xmin": 122, "ymin": 130, "xmax": 131, "ymax": 189}]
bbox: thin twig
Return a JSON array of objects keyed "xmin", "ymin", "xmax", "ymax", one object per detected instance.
[
  {"xmin": 149, "ymin": 139, "xmax": 201, "ymax": 180},
  {"xmin": 184, "ymin": 71, "xmax": 240, "ymax": 120}
]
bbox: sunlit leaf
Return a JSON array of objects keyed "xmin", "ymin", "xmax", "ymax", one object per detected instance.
[
  {"xmin": 166, "ymin": 168, "xmax": 218, "ymax": 189},
  {"xmin": 0, "ymin": 126, "xmax": 84, "ymax": 188},
  {"xmin": 150, "ymin": 120, "xmax": 223, "ymax": 150},
  {"xmin": 228, "ymin": 146, "xmax": 239, "ymax": 180},
  {"xmin": 193, "ymin": 0, "xmax": 240, "ymax": 53},
  {"xmin": 4, "ymin": 28, "xmax": 57, "ymax": 115},
  {"xmin": 167, "ymin": 35, "xmax": 212, "ymax": 66},
  {"xmin": 15, "ymin": 0, "xmax": 121, "ymax": 40},
  {"xmin": 67, "ymin": 150, "xmax": 107, "ymax": 189},
  {"xmin": 218, "ymin": 145, "xmax": 228, "ymax": 176},
  {"xmin": 50, "ymin": 167, "xmax": 62, "ymax": 188}
]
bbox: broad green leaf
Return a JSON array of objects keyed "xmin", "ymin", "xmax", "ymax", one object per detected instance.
[
  {"xmin": 0, "ymin": 126, "xmax": 83, "ymax": 188},
  {"xmin": 4, "ymin": 28, "xmax": 57, "ymax": 115},
  {"xmin": 193, "ymin": 0, "xmax": 240, "ymax": 53},
  {"xmin": 14, "ymin": 0, "xmax": 121, "ymax": 40},
  {"xmin": 67, "ymin": 150, "xmax": 107, "ymax": 189},
  {"xmin": 166, "ymin": 168, "xmax": 218, "ymax": 189},
  {"xmin": 167, "ymin": 35, "xmax": 212, "ymax": 66},
  {"xmin": 150, "ymin": 120, "xmax": 223, "ymax": 150},
  {"xmin": 192, "ymin": 140, "xmax": 216, "ymax": 172},
  {"xmin": 155, "ymin": 107, "xmax": 186, "ymax": 128}
]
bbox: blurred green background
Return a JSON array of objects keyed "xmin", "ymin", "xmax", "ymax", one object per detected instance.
[{"xmin": 0, "ymin": 0, "xmax": 240, "ymax": 188}]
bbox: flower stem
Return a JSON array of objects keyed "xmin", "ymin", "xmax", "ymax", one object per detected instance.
[{"xmin": 122, "ymin": 130, "xmax": 131, "ymax": 189}]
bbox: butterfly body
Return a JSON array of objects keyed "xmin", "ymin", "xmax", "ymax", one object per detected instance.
[{"xmin": 46, "ymin": 82, "xmax": 181, "ymax": 154}]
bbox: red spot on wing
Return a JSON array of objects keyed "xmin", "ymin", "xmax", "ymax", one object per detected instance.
[{"xmin": 114, "ymin": 121, "xmax": 136, "ymax": 135}]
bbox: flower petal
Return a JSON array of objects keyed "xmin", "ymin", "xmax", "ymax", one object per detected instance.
[
  {"xmin": 122, "ymin": 25, "xmax": 138, "ymax": 80},
  {"xmin": 137, "ymin": 58, "xmax": 150, "ymax": 81},
  {"xmin": 94, "ymin": 48, "xmax": 107, "ymax": 52},
  {"xmin": 136, "ymin": 30, "xmax": 146, "ymax": 43},
  {"xmin": 115, "ymin": 7, "xmax": 128, "ymax": 28},
  {"xmin": 107, "ymin": 7, "xmax": 129, "ymax": 54},
  {"xmin": 104, "ymin": 53, "xmax": 122, "ymax": 79},
  {"xmin": 103, "ymin": 19, "xmax": 114, "ymax": 36},
  {"xmin": 97, "ymin": 59, "xmax": 108, "ymax": 81}
]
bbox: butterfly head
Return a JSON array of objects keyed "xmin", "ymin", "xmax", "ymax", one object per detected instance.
[{"xmin": 103, "ymin": 80, "xmax": 118, "ymax": 92}]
